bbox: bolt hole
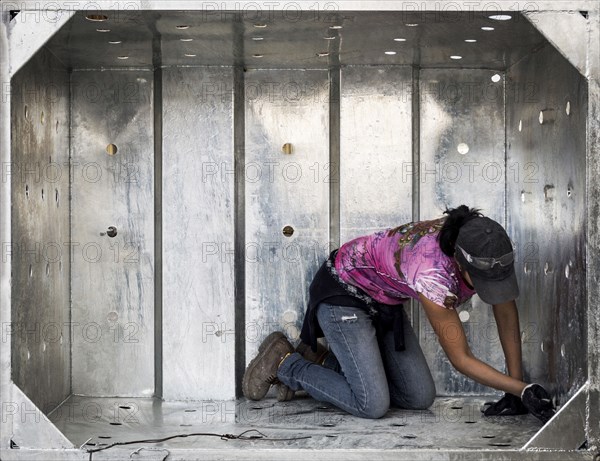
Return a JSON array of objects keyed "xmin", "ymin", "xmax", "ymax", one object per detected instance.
[
  {"xmin": 55, "ymin": 189, "xmax": 59, "ymax": 206},
  {"xmin": 109, "ymin": 422, "xmax": 122, "ymax": 426},
  {"xmin": 450, "ymin": 406, "xmax": 463, "ymax": 410},
  {"xmin": 41, "ymin": 189, "xmax": 44, "ymax": 200},
  {"xmin": 402, "ymin": 435, "xmax": 417, "ymax": 439},
  {"xmin": 25, "ymin": 184, "xmax": 29, "ymax": 198},
  {"xmin": 321, "ymin": 423, "xmax": 336, "ymax": 427},
  {"xmin": 325, "ymin": 435, "xmax": 338, "ymax": 438},
  {"xmin": 482, "ymin": 435, "xmax": 496, "ymax": 439},
  {"xmin": 390, "ymin": 423, "xmax": 406, "ymax": 427},
  {"xmin": 457, "ymin": 143, "xmax": 469, "ymax": 155},
  {"xmin": 567, "ymin": 186, "xmax": 573, "ymax": 198},
  {"xmin": 85, "ymin": 442, "xmax": 96, "ymax": 446},
  {"xmin": 489, "ymin": 442, "xmax": 511, "ymax": 447},
  {"xmin": 98, "ymin": 436, "xmax": 111, "ymax": 439},
  {"xmin": 465, "ymin": 420, "xmax": 477, "ymax": 424},
  {"xmin": 282, "ymin": 226, "xmax": 294, "ymax": 237},
  {"xmin": 106, "ymin": 144, "xmax": 118, "ymax": 156},
  {"xmin": 118, "ymin": 405, "xmax": 131, "ymax": 410},
  {"xmin": 458, "ymin": 311, "xmax": 470, "ymax": 322}
]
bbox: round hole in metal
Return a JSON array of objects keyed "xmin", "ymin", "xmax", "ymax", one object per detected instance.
[
  {"xmin": 86, "ymin": 14, "xmax": 109, "ymax": 21},
  {"xmin": 184, "ymin": 409, "xmax": 197, "ymax": 412},
  {"xmin": 491, "ymin": 74, "xmax": 501, "ymax": 83},
  {"xmin": 482, "ymin": 435, "xmax": 496, "ymax": 439},
  {"xmin": 489, "ymin": 442, "xmax": 511, "ymax": 447},
  {"xmin": 109, "ymin": 422, "xmax": 122, "ymax": 426},
  {"xmin": 25, "ymin": 184, "xmax": 29, "ymax": 198},
  {"xmin": 98, "ymin": 436, "xmax": 112, "ymax": 439},
  {"xmin": 55, "ymin": 189, "xmax": 59, "ymax": 206},
  {"xmin": 85, "ymin": 442, "xmax": 96, "ymax": 446},
  {"xmin": 119, "ymin": 405, "xmax": 131, "ymax": 410},
  {"xmin": 41, "ymin": 188, "xmax": 44, "ymax": 200},
  {"xmin": 282, "ymin": 226, "xmax": 294, "ymax": 237},
  {"xmin": 402, "ymin": 435, "xmax": 417, "ymax": 439},
  {"xmin": 391, "ymin": 423, "xmax": 406, "ymax": 427},
  {"xmin": 321, "ymin": 423, "xmax": 336, "ymax": 427},
  {"xmin": 465, "ymin": 420, "xmax": 477, "ymax": 424},
  {"xmin": 106, "ymin": 144, "xmax": 118, "ymax": 156},
  {"xmin": 457, "ymin": 143, "xmax": 469, "ymax": 155},
  {"xmin": 450, "ymin": 406, "xmax": 463, "ymax": 410},
  {"xmin": 325, "ymin": 435, "xmax": 337, "ymax": 438},
  {"xmin": 458, "ymin": 310, "xmax": 470, "ymax": 322}
]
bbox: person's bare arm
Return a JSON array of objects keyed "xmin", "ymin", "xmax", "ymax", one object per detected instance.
[
  {"xmin": 492, "ymin": 300, "xmax": 523, "ymax": 381},
  {"xmin": 419, "ymin": 293, "xmax": 526, "ymax": 397}
]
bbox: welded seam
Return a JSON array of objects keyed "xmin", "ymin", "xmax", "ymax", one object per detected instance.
[
  {"xmin": 411, "ymin": 66, "xmax": 421, "ymax": 338},
  {"xmin": 234, "ymin": 65, "xmax": 246, "ymax": 398}
]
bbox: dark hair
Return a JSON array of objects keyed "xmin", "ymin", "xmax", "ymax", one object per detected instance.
[{"xmin": 438, "ymin": 205, "xmax": 483, "ymax": 257}]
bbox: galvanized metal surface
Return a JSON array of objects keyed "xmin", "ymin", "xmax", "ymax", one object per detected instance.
[
  {"xmin": 10, "ymin": 47, "xmax": 71, "ymax": 413},
  {"xmin": 161, "ymin": 66, "xmax": 236, "ymax": 400},
  {"xmin": 418, "ymin": 68, "xmax": 506, "ymax": 395},
  {"xmin": 49, "ymin": 395, "xmax": 543, "ymax": 451},
  {"xmin": 70, "ymin": 70, "xmax": 155, "ymax": 397},
  {"xmin": 339, "ymin": 66, "xmax": 413, "ymax": 242},
  {"xmin": 244, "ymin": 69, "xmax": 330, "ymax": 361},
  {"xmin": 41, "ymin": 10, "xmax": 548, "ymax": 70},
  {"xmin": 506, "ymin": 43, "xmax": 588, "ymax": 404},
  {"xmin": 585, "ymin": 10, "xmax": 600, "ymax": 451}
]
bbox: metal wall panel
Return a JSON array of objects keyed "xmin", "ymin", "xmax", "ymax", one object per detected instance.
[
  {"xmin": 71, "ymin": 71, "xmax": 155, "ymax": 396},
  {"xmin": 10, "ymin": 48, "xmax": 71, "ymax": 413},
  {"xmin": 339, "ymin": 66, "xmax": 413, "ymax": 242},
  {"xmin": 162, "ymin": 67, "xmax": 236, "ymax": 400},
  {"xmin": 506, "ymin": 44, "xmax": 587, "ymax": 403},
  {"xmin": 419, "ymin": 69, "xmax": 506, "ymax": 395},
  {"xmin": 245, "ymin": 70, "xmax": 330, "ymax": 360}
]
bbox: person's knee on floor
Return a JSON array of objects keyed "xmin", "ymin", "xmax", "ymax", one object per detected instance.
[{"xmin": 355, "ymin": 393, "xmax": 390, "ymax": 419}]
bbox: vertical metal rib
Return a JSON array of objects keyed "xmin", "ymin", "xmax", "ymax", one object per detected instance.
[
  {"xmin": 233, "ymin": 64, "xmax": 246, "ymax": 397},
  {"xmin": 152, "ymin": 35, "xmax": 163, "ymax": 399},
  {"xmin": 411, "ymin": 66, "xmax": 421, "ymax": 337},
  {"xmin": 329, "ymin": 66, "xmax": 341, "ymax": 251}
]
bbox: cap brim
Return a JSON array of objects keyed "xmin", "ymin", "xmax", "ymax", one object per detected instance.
[{"xmin": 470, "ymin": 268, "xmax": 519, "ymax": 305}]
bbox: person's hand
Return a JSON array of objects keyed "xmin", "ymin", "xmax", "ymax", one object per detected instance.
[
  {"xmin": 482, "ymin": 393, "xmax": 528, "ymax": 416},
  {"xmin": 521, "ymin": 383, "xmax": 556, "ymax": 423}
]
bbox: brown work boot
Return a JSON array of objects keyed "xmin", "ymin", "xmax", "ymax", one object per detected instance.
[
  {"xmin": 275, "ymin": 341, "xmax": 330, "ymax": 402},
  {"xmin": 296, "ymin": 341, "xmax": 330, "ymax": 365},
  {"xmin": 243, "ymin": 332, "xmax": 294, "ymax": 401}
]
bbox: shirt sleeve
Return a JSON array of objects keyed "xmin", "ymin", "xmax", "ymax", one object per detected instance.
[{"xmin": 412, "ymin": 264, "xmax": 460, "ymax": 309}]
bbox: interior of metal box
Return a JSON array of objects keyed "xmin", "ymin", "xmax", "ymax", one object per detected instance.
[{"xmin": 9, "ymin": 9, "xmax": 588, "ymax": 451}]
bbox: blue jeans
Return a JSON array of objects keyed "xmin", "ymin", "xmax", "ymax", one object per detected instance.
[{"xmin": 277, "ymin": 302, "xmax": 436, "ymax": 419}]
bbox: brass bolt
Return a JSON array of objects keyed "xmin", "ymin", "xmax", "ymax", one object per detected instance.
[
  {"xmin": 282, "ymin": 226, "xmax": 294, "ymax": 237},
  {"xmin": 282, "ymin": 143, "xmax": 293, "ymax": 155}
]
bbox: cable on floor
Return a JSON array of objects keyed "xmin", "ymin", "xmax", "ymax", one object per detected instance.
[{"xmin": 85, "ymin": 429, "xmax": 312, "ymax": 453}]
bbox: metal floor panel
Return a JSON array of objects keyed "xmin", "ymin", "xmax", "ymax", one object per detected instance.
[{"xmin": 49, "ymin": 395, "xmax": 543, "ymax": 451}]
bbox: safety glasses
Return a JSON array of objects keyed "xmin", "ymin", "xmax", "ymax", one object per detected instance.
[{"xmin": 456, "ymin": 244, "xmax": 514, "ymax": 271}]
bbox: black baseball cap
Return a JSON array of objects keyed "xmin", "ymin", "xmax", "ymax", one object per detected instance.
[{"xmin": 454, "ymin": 217, "xmax": 519, "ymax": 304}]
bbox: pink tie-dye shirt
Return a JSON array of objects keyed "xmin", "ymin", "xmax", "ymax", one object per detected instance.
[{"xmin": 334, "ymin": 218, "xmax": 476, "ymax": 309}]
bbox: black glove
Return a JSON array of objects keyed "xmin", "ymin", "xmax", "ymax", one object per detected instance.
[
  {"xmin": 521, "ymin": 383, "xmax": 556, "ymax": 423},
  {"xmin": 482, "ymin": 393, "xmax": 528, "ymax": 416}
]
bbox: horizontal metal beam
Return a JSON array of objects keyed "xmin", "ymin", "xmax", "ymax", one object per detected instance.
[{"xmin": 4, "ymin": 1, "xmax": 600, "ymax": 12}]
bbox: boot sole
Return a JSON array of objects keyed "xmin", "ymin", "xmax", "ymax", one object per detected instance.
[{"xmin": 242, "ymin": 332, "xmax": 288, "ymax": 400}]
